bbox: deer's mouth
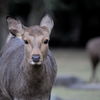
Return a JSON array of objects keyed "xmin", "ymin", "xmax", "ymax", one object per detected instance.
[{"xmin": 29, "ymin": 59, "xmax": 42, "ymax": 66}]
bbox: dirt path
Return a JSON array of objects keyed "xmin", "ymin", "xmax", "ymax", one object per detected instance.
[{"xmin": 55, "ymin": 75, "xmax": 100, "ymax": 90}]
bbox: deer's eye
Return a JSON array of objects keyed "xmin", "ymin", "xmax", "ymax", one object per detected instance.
[
  {"xmin": 44, "ymin": 39, "xmax": 49, "ymax": 44},
  {"xmin": 24, "ymin": 40, "xmax": 29, "ymax": 44}
]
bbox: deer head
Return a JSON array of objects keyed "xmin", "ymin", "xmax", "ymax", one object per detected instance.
[{"xmin": 7, "ymin": 15, "xmax": 54, "ymax": 65}]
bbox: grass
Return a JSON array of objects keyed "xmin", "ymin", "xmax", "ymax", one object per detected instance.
[{"xmin": 51, "ymin": 49, "xmax": 100, "ymax": 100}]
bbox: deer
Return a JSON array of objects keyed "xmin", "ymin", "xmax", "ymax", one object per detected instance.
[
  {"xmin": 86, "ymin": 37, "xmax": 100, "ymax": 82},
  {"xmin": 0, "ymin": 15, "xmax": 57, "ymax": 100}
]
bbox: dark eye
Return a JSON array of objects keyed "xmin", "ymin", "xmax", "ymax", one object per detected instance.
[
  {"xmin": 44, "ymin": 39, "xmax": 49, "ymax": 44},
  {"xmin": 24, "ymin": 40, "xmax": 29, "ymax": 44}
]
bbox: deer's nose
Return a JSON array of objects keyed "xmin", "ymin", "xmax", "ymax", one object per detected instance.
[{"xmin": 32, "ymin": 54, "xmax": 40, "ymax": 62}]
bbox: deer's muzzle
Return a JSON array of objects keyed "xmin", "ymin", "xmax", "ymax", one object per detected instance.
[{"xmin": 32, "ymin": 54, "xmax": 40, "ymax": 62}]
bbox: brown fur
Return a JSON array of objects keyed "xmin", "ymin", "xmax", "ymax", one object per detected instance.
[
  {"xmin": 0, "ymin": 15, "xmax": 57, "ymax": 100},
  {"xmin": 86, "ymin": 37, "xmax": 100, "ymax": 82}
]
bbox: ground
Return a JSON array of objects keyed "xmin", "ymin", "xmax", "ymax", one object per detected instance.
[{"xmin": 51, "ymin": 49, "xmax": 100, "ymax": 100}]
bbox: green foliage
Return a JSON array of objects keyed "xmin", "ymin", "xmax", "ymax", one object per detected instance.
[
  {"xmin": 52, "ymin": 49, "xmax": 100, "ymax": 100},
  {"xmin": 45, "ymin": 0, "xmax": 100, "ymax": 11}
]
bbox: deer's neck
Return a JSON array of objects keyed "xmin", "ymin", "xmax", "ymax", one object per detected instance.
[
  {"xmin": 13, "ymin": 55, "xmax": 52, "ymax": 99},
  {"xmin": 22, "ymin": 59, "xmax": 44, "ymax": 81}
]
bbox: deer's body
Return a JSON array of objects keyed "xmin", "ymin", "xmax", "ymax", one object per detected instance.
[
  {"xmin": 0, "ymin": 15, "xmax": 57, "ymax": 100},
  {"xmin": 86, "ymin": 37, "xmax": 100, "ymax": 82}
]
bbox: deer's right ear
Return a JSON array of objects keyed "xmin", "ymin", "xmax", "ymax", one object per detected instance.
[
  {"xmin": 40, "ymin": 15, "xmax": 54, "ymax": 35},
  {"xmin": 7, "ymin": 17, "xmax": 24, "ymax": 38}
]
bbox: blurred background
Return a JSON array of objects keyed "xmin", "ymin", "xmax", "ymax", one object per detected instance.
[{"xmin": 0, "ymin": 0, "xmax": 100, "ymax": 100}]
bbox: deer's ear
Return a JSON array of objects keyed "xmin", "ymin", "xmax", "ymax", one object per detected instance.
[
  {"xmin": 40, "ymin": 15, "xmax": 54, "ymax": 35},
  {"xmin": 7, "ymin": 17, "xmax": 24, "ymax": 38}
]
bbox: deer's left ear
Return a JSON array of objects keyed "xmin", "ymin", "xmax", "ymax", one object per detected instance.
[
  {"xmin": 40, "ymin": 15, "xmax": 54, "ymax": 35},
  {"xmin": 7, "ymin": 17, "xmax": 24, "ymax": 38}
]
